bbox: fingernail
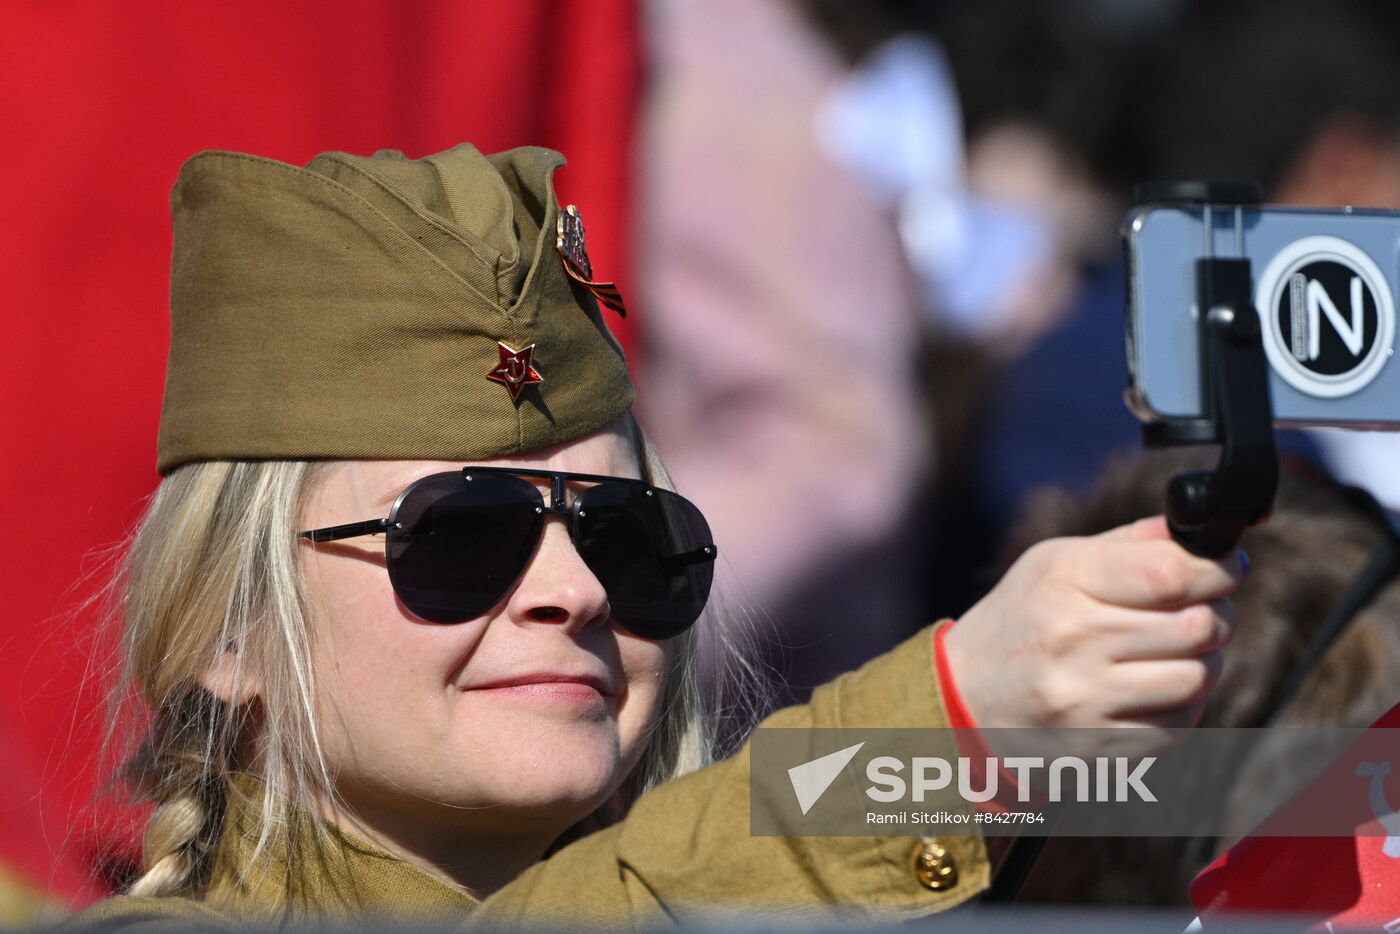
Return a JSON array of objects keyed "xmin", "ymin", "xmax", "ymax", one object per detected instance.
[{"xmin": 1237, "ymin": 549, "xmax": 1251, "ymax": 579}]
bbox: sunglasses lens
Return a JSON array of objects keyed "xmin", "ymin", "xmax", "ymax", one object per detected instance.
[
  {"xmin": 387, "ymin": 473, "xmax": 542, "ymax": 623},
  {"xmin": 574, "ymin": 485, "xmax": 716, "ymax": 640}
]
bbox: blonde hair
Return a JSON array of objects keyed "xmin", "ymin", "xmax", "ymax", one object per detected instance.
[{"xmin": 113, "ymin": 419, "xmax": 765, "ymax": 898}]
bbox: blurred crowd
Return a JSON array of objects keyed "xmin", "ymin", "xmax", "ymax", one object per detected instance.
[
  {"xmin": 641, "ymin": 0, "xmax": 1400, "ymax": 675},
  {"xmin": 8, "ymin": 0, "xmax": 1400, "ymax": 920},
  {"xmin": 636, "ymin": 0, "xmax": 1400, "ymax": 907}
]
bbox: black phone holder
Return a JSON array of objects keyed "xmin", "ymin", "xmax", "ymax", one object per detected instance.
[{"xmin": 1135, "ymin": 181, "xmax": 1279, "ymax": 559}]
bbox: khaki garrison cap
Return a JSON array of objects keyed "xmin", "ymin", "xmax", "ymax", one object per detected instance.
[{"xmin": 156, "ymin": 143, "xmax": 633, "ymax": 475}]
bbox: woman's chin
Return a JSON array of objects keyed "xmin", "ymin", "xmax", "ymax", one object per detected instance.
[
  {"xmin": 453, "ymin": 735, "xmax": 624, "ymax": 814},
  {"xmin": 491, "ymin": 764, "xmax": 619, "ymax": 813}
]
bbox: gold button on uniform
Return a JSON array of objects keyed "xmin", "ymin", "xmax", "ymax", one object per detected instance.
[{"xmin": 912, "ymin": 839, "xmax": 958, "ymax": 891}]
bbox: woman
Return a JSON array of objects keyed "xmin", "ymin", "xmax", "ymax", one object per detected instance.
[{"xmin": 78, "ymin": 142, "xmax": 1240, "ymax": 925}]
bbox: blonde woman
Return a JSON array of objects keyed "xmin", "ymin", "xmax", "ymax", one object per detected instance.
[{"xmin": 77, "ymin": 143, "xmax": 1241, "ymax": 925}]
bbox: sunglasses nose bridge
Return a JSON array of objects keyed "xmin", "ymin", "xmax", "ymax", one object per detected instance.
[{"xmin": 538, "ymin": 501, "xmax": 573, "ymax": 519}]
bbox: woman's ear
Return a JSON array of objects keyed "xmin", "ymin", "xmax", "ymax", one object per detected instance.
[{"xmin": 197, "ymin": 646, "xmax": 262, "ymax": 706}]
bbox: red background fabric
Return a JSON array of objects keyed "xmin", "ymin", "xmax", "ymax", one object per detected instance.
[{"xmin": 0, "ymin": 1, "xmax": 639, "ymax": 904}]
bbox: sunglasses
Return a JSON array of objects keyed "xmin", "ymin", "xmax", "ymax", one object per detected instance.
[{"xmin": 300, "ymin": 467, "xmax": 717, "ymax": 640}]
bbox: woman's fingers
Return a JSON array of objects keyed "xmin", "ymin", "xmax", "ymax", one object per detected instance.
[
  {"xmin": 947, "ymin": 518, "xmax": 1244, "ymax": 733},
  {"xmin": 1097, "ymin": 514, "xmax": 1171, "ymax": 542},
  {"xmin": 1072, "ymin": 536, "xmax": 1244, "ymax": 610},
  {"xmin": 1100, "ymin": 651, "xmax": 1226, "ymax": 718},
  {"xmin": 1093, "ymin": 599, "xmax": 1236, "ymax": 661}
]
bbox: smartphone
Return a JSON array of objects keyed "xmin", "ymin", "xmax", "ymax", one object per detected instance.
[{"xmin": 1124, "ymin": 203, "xmax": 1400, "ymax": 429}]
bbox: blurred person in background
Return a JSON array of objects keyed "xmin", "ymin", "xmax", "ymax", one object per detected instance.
[
  {"xmin": 637, "ymin": 0, "xmax": 940, "ymax": 705},
  {"xmin": 637, "ymin": 0, "xmax": 1087, "ymax": 704},
  {"xmin": 917, "ymin": 0, "xmax": 1161, "ymax": 613}
]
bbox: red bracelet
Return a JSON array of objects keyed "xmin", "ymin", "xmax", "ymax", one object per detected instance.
[
  {"xmin": 934, "ymin": 622, "xmax": 976, "ymax": 731},
  {"xmin": 934, "ymin": 622, "xmax": 1046, "ymax": 811}
]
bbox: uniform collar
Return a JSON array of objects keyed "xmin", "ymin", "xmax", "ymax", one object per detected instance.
[{"xmin": 203, "ymin": 774, "xmax": 478, "ymax": 920}]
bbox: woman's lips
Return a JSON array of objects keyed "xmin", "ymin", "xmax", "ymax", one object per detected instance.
[{"xmin": 466, "ymin": 673, "xmax": 614, "ymax": 704}]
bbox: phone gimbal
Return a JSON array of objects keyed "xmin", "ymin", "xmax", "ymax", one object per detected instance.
[{"xmin": 1134, "ymin": 181, "xmax": 1277, "ymax": 559}]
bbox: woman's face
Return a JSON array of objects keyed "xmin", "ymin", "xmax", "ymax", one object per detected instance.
[{"xmin": 297, "ymin": 422, "xmax": 673, "ymax": 852}]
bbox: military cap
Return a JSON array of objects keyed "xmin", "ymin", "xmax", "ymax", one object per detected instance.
[{"xmin": 156, "ymin": 142, "xmax": 632, "ymax": 475}]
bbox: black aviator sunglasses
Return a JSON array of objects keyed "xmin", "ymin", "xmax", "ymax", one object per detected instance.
[{"xmin": 300, "ymin": 467, "xmax": 717, "ymax": 640}]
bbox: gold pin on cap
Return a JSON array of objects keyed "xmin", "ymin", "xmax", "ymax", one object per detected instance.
[{"xmin": 556, "ymin": 204, "xmax": 627, "ymax": 317}]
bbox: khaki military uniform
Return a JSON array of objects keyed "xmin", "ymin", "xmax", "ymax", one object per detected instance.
[{"xmin": 73, "ymin": 625, "xmax": 987, "ymax": 927}]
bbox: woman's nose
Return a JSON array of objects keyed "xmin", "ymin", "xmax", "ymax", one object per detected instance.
[{"xmin": 504, "ymin": 518, "xmax": 610, "ymax": 631}]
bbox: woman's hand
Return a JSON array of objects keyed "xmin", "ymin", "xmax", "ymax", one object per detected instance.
[{"xmin": 944, "ymin": 516, "xmax": 1243, "ymax": 734}]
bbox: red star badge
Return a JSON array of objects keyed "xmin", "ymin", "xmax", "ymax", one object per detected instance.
[{"xmin": 485, "ymin": 341, "xmax": 544, "ymax": 402}]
